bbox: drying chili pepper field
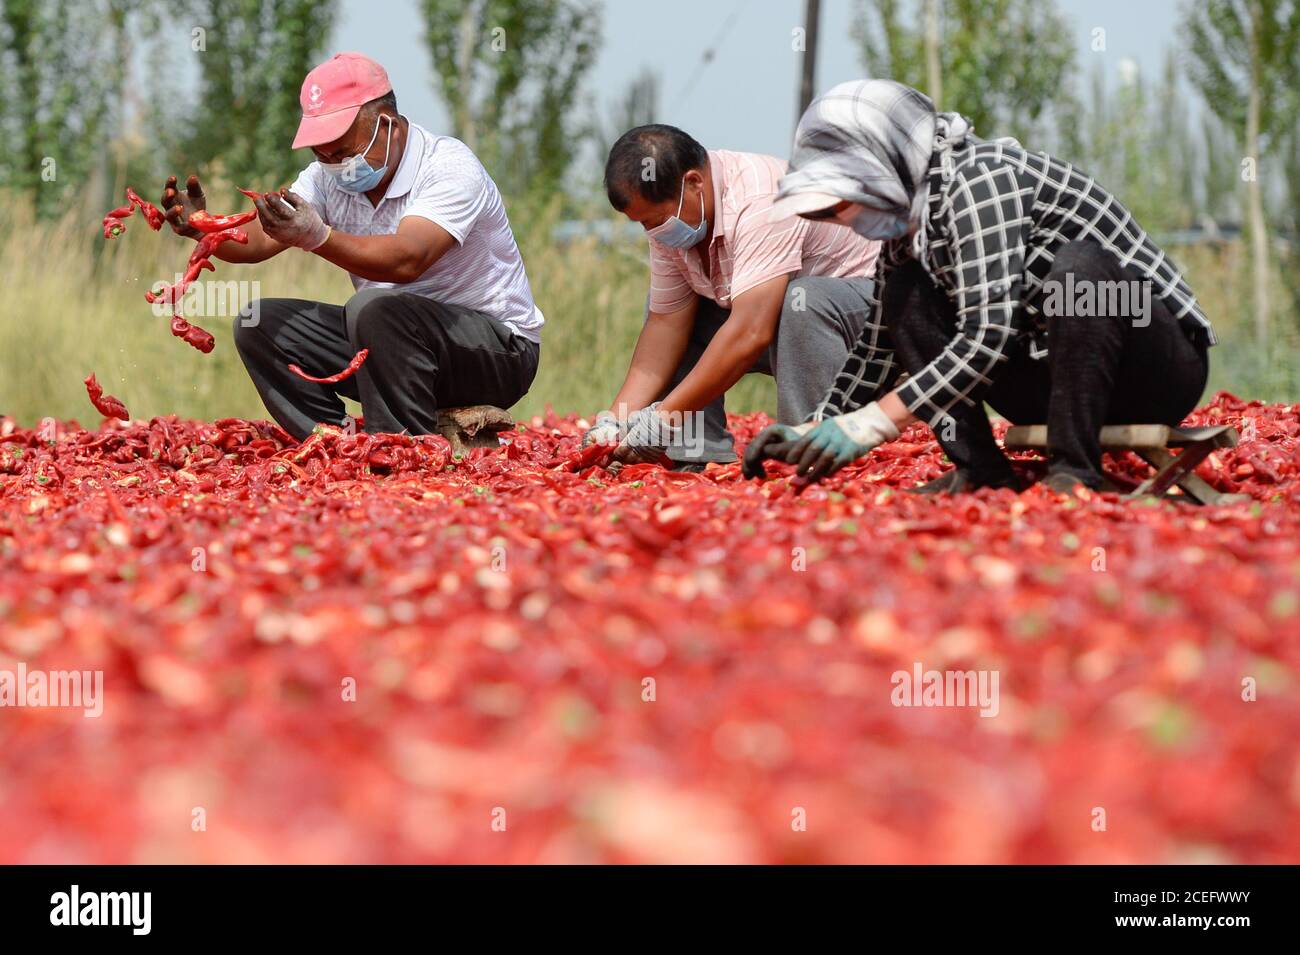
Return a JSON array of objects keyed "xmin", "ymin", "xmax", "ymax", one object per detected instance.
[{"xmin": 0, "ymin": 392, "xmax": 1298, "ymax": 864}]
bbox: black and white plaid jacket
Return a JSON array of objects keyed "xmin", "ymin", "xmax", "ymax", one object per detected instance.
[{"xmin": 812, "ymin": 140, "xmax": 1216, "ymax": 424}]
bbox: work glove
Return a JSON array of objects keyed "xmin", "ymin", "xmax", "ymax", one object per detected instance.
[
  {"xmin": 161, "ymin": 174, "xmax": 206, "ymax": 239},
  {"xmin": 742, "ymin": 401, "xmax": 899, "ymax": 483},
  {"xmin": 255, "ymin": 189, "xmax": 331, "ymax": 250},
  {"xmin": 582, "ymin": 410, "xmax": 623, "ymax": 448},
  {"xmin": 613, "ymin": 402, "xmax": 679, "ymax": 464},
  {"xmin": 741, "ymin": 423, "xmax": 811, "ymax": 479}
]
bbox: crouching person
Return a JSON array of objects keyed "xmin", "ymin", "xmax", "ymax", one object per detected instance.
[
  {"xmin": 162, "ymin": 53, "xmax": 542, "ymax": 440},
  {"xmin": 744, "ymin": 80, "xmax": 1215, "ymax": 491},
  {"xmin": 585, "ymin": 124, "xmax": 883, "ymax": 468}
]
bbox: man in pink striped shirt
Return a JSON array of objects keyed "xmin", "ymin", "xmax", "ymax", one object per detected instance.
[{"xmin": 583, "ymin": 124, "xmax": 882, "ymax": 467}]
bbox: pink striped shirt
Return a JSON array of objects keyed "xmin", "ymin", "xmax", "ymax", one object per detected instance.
[{"xmin": 648, "ymin": 150, "xmax": 880, "ymax": 313}]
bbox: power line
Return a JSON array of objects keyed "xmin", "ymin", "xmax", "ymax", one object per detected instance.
[{"xmin": 672, "ymin": 0, "xmax": 749, "ymax": 110}]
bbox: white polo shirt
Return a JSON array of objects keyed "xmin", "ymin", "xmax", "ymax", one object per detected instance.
[{"xmin": 290, "ymin": 121, "xmax": 544, "ymax": 343}]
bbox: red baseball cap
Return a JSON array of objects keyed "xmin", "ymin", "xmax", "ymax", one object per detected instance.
[{"xmin": 292, "ymin": 52, "xmax": 393, "ymax": 150}]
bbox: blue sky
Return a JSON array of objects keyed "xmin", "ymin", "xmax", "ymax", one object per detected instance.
[{"xmin": 334, "ymin": 0, "xmax": 1185, "ymax": 157}]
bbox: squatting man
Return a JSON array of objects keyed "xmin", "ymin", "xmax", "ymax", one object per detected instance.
[
  {"xmin": 159, "ymin": 52, "xmax": 543, "ymax": 441},
  {"xmin": 583, "ymin": 124, "xmax": 881, "ymax": 469}
]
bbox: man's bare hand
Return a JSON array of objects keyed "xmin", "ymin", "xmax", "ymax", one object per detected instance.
[{"xmin": 161, "ymin": 175, "xmax": 206, "ymax": 239}]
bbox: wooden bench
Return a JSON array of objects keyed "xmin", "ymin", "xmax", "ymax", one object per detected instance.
[
  {"xmin": 1002, "ymin": 424, "xmax": 1244, "ymax": 504},
  {"xmin": 436, "ymin": 405, "xmax": 514, "ymax": 456}
]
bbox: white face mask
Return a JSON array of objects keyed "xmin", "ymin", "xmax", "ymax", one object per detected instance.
[{"xmin": 835, "ymin": 202, "xmax": 910, "ymax": 240}]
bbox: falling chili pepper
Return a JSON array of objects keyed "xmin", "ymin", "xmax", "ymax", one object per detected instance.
[
  {"xmin": 145, "ymin": 259, "xmax": 215, "ymax": 306},
  {"xmin": 83, "ymin": 373, "xmax": 130, "ymax": 421},
  {"xmin": 125, "ymin": 187, "xmax": 165, "ymax": 230},
  {"xmin": 288, "ymin": 348, "xmax": 370, "ymax": 384},
  {"xmin": 190, "ymin": 227, "xmax": 250, "ymax": 265},
  {"xmin": 101, "ymin": 203, "xmax": 134, "ymax": 239},
  {"xmin": 170, "ymin": 315, "xmax": 216, "ymax": 353}
]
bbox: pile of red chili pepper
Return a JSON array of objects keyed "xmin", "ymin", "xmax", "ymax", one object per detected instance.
[{"xmin": 1, "ymin": 391, "xmax": 1297, "ymax": 863}]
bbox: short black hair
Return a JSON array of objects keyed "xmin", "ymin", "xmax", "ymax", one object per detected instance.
[
  {"xmin": 366, "ymin": 90, "xmax": 398, "ymax": 116},
  {"xmin": 605, "ymin": 124, "xmax": 707, "ymax": 211}
]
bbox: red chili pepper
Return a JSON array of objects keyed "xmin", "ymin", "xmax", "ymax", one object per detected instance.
[
  {"xmin": 16, "ymin": 376, "xmax": 1299, "ymax": 863},
  {"xmin": 190, "ymin": 227, "xmax": 250, "ymax": 265},
  {"xmin": 187, "ymin": 209, "xmax": 258, "ymax": 232},
  {"xmin": 560, "ymin": 441, "xmax": 615, "ymax": 472},
  {"xmin": 145, "ymin": 260, "xmax": 215, "ymax": 305},
  {"xmin": 288, "ymin": 348, "xmax": 370, "ymax": 384},
  {"xmin": 101, "ymin": 203, "xmax": 134, "ymax": 239},
  {"xmin": 170, "ymin": 315, "xmax": 216, "ymax": 353},
  {"xmin": 125, "ymin": 187, "xmax": 165, "ymax": 230},
  {"xmin": 83, "ymin": 373, "xmax": 130, "ymax": 421}
]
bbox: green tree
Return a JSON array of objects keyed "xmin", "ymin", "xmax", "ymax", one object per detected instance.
[
  {"xmin": 186, "ymin": 0, "xmax": 339, "ymax": 189},
  {"xmin": 595, "ymin": 67, "xmax": 660, "ymax": 161},
  {"xmin": 0, "ymin": 0, "xmax": 122, "ymax": 216},
  {"xmin": 418, "ymin": 0, "xmax": 600, "ymax": 200},
  {"xmin": 852, "ymin": 0, "xmax": 1074, "ymax": 142},
  {"xmin": 1184, "ymin": 0, "xmax": 1300, "ymax": 341}
]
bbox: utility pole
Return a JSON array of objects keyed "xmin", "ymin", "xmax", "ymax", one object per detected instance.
[
  {"xmin": 797, "ymin": 0, "xmax": 821, "ymax": 125},
  {"xmin": 925, "ymin": 0, "xmax": 942, "ymax": 109}
]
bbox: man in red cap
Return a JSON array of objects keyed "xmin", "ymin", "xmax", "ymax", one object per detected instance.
[{"xmin": 159, "ymin": 52, "xmax": 543, "ymax": 440}]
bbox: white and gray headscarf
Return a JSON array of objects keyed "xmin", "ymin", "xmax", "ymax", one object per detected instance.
[{"xmin": 776, "ymin": 79, "xmax": 976, "ymax": 258}]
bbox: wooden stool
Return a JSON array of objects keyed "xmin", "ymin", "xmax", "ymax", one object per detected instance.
[
  {"xmin": 436, "ymin": 405, "xmax": 514, "ymax": 456},
  {"xmin": 1002, "ymin": 424, "xmax": 1244, "ymax": 505}
]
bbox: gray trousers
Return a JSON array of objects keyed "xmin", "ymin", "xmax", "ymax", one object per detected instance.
[
  {"xmin": 664, "ymin": 275, "xmax": 876, "ymax": 463},
  {"xmin": 233, "ymin": 288, "xmax": 540, "ymax": 441}
]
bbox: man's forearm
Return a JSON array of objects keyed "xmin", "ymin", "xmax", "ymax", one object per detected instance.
[
  {"xmin": 209, "ymin": 219, "xmax": 286, "ymax": 264},
  {"xmin": 313, "ymin": 230, "xmax": 426, "ymax": 283},
  {"xmin": 659, "ymin": 318, "xmax": 770, "ymax": 415},
  {"xmin": 608, "ymin": 302, "xmax": 697, "ymax": 413}
]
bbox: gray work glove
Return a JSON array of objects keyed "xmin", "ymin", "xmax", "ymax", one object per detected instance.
[
  {"xmin": 582, "ymin": 410, "xmax": 623, "ymax": 448},
  {"xmin": 613, "ymin": 402, "xmax": 679, "ymax": 464},
  {"xmin": 255, "ymin": 189, "xmax": 330, "ymax": 250}
]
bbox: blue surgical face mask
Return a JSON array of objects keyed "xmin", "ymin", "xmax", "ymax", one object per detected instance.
[
  {"xmin": 647, "ymin": 178, "xmax": 708, "ymax": 249},
  {"xmin": 843, "ymin": 203, "xmax": 910, "ymax": 241},
  {"xmin": 322, "ymin": 114, "xmax": 394, "ymax": 194}
]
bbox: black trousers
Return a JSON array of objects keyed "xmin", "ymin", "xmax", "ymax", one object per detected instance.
[
  {"xmin": 888, "ymin": 239, "xmax": 1210, "ymax": 487},
  {"xmin": 233, "ymin": 288, "xmax": 540, "ymax": 440}
]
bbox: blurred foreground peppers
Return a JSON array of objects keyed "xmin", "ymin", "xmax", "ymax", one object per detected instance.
[{"xmin": 0, "ymin": 392, "xmax": 1298, "ymax": 863}]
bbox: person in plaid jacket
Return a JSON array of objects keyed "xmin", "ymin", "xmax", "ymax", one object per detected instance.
[{"xmin": 744, "ymin": 79, "xmax": 1215, "ymax": 493}]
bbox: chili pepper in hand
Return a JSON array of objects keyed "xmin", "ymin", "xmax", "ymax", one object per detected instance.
[
  {"xmin": 83, "ymin": 373, "xmax": 130, "ymax": 421},
  {"xmin": 187, "ymin": 209, "xmax": 258, "ymax": 233},
  {"xmin": 161, "ymin": 175, "xmax": 207, "ymax": 238},
  {"xmin": 563, "ymin": 441, "xmax": 616, "ymax": 472},
  {"xmin": 288, "ymin": 348, "xmax": 370, "ymax": 384}
]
